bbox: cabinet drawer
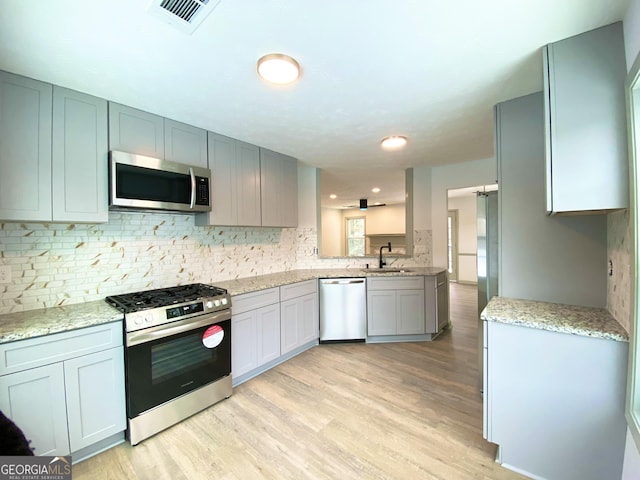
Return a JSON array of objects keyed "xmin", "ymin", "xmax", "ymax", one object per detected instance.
[
  {"xmin": 232, "ymin": 287, "xmax": 280, "ymax": 315},
  {"xmin": 367, "ymin": 276, "xmax": 424, "ymax": 291},
  {"xmin": 0, "ymin": 322, "xmax": 123, "ymax": 376},
  {"xmin": 280, "ymin": 280, "xmax": 317, "ymax": 302}
]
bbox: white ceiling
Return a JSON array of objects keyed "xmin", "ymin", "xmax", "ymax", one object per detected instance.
[{"xmin": 0, "ymin": 0, "xmax": 630, "ymax": 208}]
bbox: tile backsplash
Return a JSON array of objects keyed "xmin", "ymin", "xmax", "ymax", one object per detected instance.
[
  {"xmin": 608, "ymin": 209, "xmax": 632, "ymax": 334},
  {"xmin": 0, "ymin": 213, "xmax": 433, "ymax": 314}
]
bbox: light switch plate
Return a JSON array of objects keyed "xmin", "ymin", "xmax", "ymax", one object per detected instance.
[{"xmin": 0, "ymin": 265, "xmax": 11, "ymax": 284}]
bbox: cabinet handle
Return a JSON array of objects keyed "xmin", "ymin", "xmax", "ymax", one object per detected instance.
[{"xmin": 189, "ymin": 167, "xmax": 196, "ymax": 209}]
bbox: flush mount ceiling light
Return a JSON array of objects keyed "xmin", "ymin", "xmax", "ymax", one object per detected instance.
[
  {"xmin": 381, "ymin": 135, "xmax": 408, "ymax": 150},
  {"xmin": 371, "ymin": 187, "xmax": 381, "ymax": 193},
  {"xmin": 257, "ymin": 53, "xmax": 300, "ymax": 85},
  {"xmin": 329, "ymin": 194, "xmax": 337, "ymax": 199}
]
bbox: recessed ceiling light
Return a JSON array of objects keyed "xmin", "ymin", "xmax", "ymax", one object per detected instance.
[
  {"xmin": 381, "ymin": 135, "xmax": 408, "ymax": 150},
  {"xmin": 371, "ymin": 187, "xmax": 381, "ymax": 193},
  {"xmin": 257, "ymin": 53, "xmax": 300, "ymax": 85},
  {"xmin": 329, "ymin": 194, "xmax": 337, "ymax": 199}
]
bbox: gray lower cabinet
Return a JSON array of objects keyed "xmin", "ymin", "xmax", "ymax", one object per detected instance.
[
  {"xmin": 425, "ymin": 272, "xmax": 449, "ymax": 334},
  {"xmin": 280, "ymin": 280, "xmax": 318, "ymax": 355},
  {"xmin": 231, "ymin": 287, "xmax": 281, "ymax": 379},
  {"xmin": 52, "ymin": 86, "xmax": 109, "ymax": 223},
  {"xmin": 367, "ymin": 277, "xmax": 425, "ymax": 336},
  {"xmin": 484, "ymin": 321, "xmax": 627, "ymax": 480},
  {"xmin": 260, "ymin": 148, "xmax": 298, "ymax": 227},
  {"xmin": 195, "ymin": 132, "xmax": 261, "ymax": 227},
  {"xmin": 0, "ymin": 71, "xmax": 53, "ymax": 221},
  {"xmin": 0, "ymin": 322, "xmax": 126, "ymax": 458},
  {"xmin": 543, "ymin": 22, "xmax": 628, "ymax": 214},
  {"xmin": 0, "ymin": 363, "xmax": 69, "ymax": 455}
]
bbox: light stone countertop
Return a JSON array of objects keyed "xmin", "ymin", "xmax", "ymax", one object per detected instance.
[
  {"xmin": 215, "ymin": 267, "xmax": 447, "ymax": 296},
  {"xmin": 0, "ymin": 267, "xmax": 447, "ymax": 345},
  {"xmin": 0, "ymin": 300, "xmax": 123, "ymax": 345},
  {"xmin": 481, "ymin": 296, "xmax": 629, "ymax": 342}
]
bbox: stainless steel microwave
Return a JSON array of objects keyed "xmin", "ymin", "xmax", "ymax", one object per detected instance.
[{"xmin": 109, "ymin": 151, "xmax": 211, "ymax": 213}]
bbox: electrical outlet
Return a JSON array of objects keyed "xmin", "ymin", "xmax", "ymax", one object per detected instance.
[{"xmin": 0, "ymin": 265, "xmax": 11, "ymax": 284}]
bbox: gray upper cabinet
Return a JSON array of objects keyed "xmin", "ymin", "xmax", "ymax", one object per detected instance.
[
  {"xmin": 52, "ymin": 86, "xmax": 109, "ymax": 223},
  {"xmin": 260, "ymin": 148, "xmax": 298, "ymax": 227},
  {"xmin": 0, "ymin": 71, "xmax": 52, "ymax": 221},
  {"xmin": 543, "ymin": 22, "xmax": 628, "ymax": 214},
  {"xmin": 195, "ymin": 132, "xmax": 261, "ymax": 227},
  {"xmin": 164, "ymin": 118, "xmax": 208, "ymax": 167},
  {"xmin": 108, "ymin": 102, "xmax": 164, "ymax": 158}
]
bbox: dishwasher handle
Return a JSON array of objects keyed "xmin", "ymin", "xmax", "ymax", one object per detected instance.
[{"xmin": 320, "ymin": 279, "xmax": 365, "ymax": 285}]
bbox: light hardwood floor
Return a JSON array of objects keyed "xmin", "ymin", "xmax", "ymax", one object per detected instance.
[{"xmin": 74, "ymin": 283, "xmax": 526, "ymax": 479}]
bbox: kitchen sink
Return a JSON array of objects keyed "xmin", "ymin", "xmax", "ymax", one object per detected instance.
[{"xmin": 361, "ymin": 268, "xmax": 413, "ymax": 273}]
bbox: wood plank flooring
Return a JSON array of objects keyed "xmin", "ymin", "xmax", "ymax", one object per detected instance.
[{"xmin": 74, "ymin": 283, "xmax": 526, "ymax": 479}]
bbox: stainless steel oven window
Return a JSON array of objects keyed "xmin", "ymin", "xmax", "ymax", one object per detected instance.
[{"xmin": 151, "ymin": 333, "xmax": 216, "ymax": 384}]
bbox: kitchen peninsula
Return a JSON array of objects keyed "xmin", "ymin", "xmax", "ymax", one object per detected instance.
[{"xmin": 481, "ymin": 296, "xmax": 628, "ymax": 480}]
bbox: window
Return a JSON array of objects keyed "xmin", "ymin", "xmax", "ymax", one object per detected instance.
[
  {"xmin": 345, "ymin": 217, "xmax": 365, "ymax": 256},
  {"xmin": 627, "ymin": 51, "xmax": 640, "ymax": 447}
]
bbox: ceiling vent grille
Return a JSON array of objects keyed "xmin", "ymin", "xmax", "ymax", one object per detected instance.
[{"xmin": 148, "ymin": 0, "xmax": 222, "ymax": 34}]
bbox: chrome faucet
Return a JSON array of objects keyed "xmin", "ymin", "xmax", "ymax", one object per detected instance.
[{"xmin": 379, "ymin": 242, "xmax": 392, "ymax": 269}]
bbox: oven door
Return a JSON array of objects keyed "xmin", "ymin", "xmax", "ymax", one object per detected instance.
[{"xmin": 125, "ymin": 310, "xmax": 231, "ymax": 418}]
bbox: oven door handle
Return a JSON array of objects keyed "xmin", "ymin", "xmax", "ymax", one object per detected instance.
[{"xmin": 127, "ymin": 310, "xmax": 230, "ymax": 347}]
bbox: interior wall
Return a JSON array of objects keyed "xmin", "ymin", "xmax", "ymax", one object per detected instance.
[
  {"xmin": 428, "ymin": 157, "xmax": 497, "ymax": 269},
  {"xmin": 448, "ymin": 195, "xmax": 478, "ymax": 284},
  {"xmin": 321, "ymin": 207, "xmax": 344, "ymax": 256}
]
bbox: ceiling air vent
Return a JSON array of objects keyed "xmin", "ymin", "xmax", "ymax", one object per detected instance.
[{"xmin": 148, "ymin": 0, "xmax": 222, "ymax": 34}]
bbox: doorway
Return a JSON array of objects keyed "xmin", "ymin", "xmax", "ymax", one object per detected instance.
[{"xmin": 447, "ymin": 210, "xmax": 459, "ymax": 282}]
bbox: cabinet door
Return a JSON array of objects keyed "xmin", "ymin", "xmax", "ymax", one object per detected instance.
[
  {"xmin": 204, "ymin": 132, "xmax": 237, "ymax": 225},
  {"xmin": 396, "ymin": 289, "xmax": 425, "ymax": 335},
  {"xmin": 64, "ymin": 346, "xmax": 126, "ymax": 452},
  {"xmin": 231, "ymin": 310, "xmax": 258, "ymax": 377},
  {"xmin": 424, "ymin": 276, "xmax": 437, "ymax": 334},
  {"xmin": 260, "ymin": 148, "xmax": 298, "ymax": 227},
  {"xmin": 164, "ymin": 118, "xmax": 208, "ymax": 167},
  {"xmin": 544, "ymin": 22, "xmax": 628, "ymax": 213},
  {"xmin": 52, "ymin": 86, "xmax": 108, "ymax": 223},
  {"xmin": 0, "ymin": 364, "xmax": 69, "ymax": 456},
  {"xmin": 436, "ymin": 282, "xmax": 449, "ymax": 331},
  {"xmin": 236, "ymin": 141, "xmax": 261, "ymax": 226},
  {"xmin": 256, "ymin": 303, "xmax": 281, "ymax": 366},
  {"xmin": 299, "ymin": 293, "xmax": 319, "ymax": 344},
  {"xmin": 367, "ymin": 290, "xmax": 397, "ymax": 336},
  {"xmin": 108, "ymin": 102, "xmax": 164, "ymax": 157},
  {"xmin": 0, "ymin": 71, "xmax": 52, "ymax": 221},
  {"xmin": 280, "ymin": 297, "xmax": 301, "ymax": 355}
]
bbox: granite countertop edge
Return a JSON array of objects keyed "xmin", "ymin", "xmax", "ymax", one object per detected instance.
[
  {"xmin": 0, "ymin": 267, "xmax": 448, "ymax": 344},
  {"xmin": 480, "ymin": 296, "xmax": 629, "ymax": 343}
]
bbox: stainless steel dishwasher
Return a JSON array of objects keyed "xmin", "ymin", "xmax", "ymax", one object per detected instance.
[{"xmin": 319, "ymin": 278, "xmax": 367, "ymax": 342}]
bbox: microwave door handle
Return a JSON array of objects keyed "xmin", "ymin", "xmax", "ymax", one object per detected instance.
[{"xmin": 189, "ymin": 167, "xmax": 196, "ymax": 209}]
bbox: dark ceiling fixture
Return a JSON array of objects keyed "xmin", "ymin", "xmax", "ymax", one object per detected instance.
[{"xmin": 344, "ymin": 199, "xmax": 387, "ymax": 210}]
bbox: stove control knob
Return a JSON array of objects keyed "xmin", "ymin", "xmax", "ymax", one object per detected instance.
[
  {"xmin": 221, "ymin": 298, "xmax": 228, "ymax": 305},
  {"xmin": 206, "ymin": 301, "xmax": 214, "ymax": 309},
  {"xmin": 134, "ymin": 317, "xmax": 143, "ymax": 325},
  {"xmin": 214, "ymin": 299, "xmax": 221, "ymax": 307},
  {"xmin": 145, "ymin": 315, "xmax": 153, "ymax": 323}
]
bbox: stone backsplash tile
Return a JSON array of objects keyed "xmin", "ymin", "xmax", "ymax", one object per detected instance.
[
  {"xmin": 0, "ymin": 215, "xmax": 433, "ymax": 314},
  {"xmin": 607, "ymin": 209, "xmax": 631, "ymax": 334}
]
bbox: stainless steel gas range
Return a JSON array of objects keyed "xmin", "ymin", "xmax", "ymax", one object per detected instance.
[{"xmin": 106, "ymin": 283, "xmax": 232, "ymax": 445}]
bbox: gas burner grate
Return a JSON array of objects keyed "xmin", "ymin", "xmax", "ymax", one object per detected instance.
[{"xmin": 106, "ymin": 283, "xmax": 227, "ymax": 313}]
